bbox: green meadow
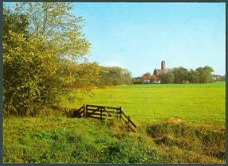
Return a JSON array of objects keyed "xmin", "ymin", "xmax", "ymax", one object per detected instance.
[
  {"xmin": 63, "ymin": 81, "xmax": 225, "ymax": 127},
  {"xmin": 4, "ymin": 82, "xmax": 225, "ymax": 163}
]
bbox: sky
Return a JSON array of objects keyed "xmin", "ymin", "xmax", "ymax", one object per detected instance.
[{"xmin": 72, "ymin": 2, "xmax": 225, "ymax": 77}]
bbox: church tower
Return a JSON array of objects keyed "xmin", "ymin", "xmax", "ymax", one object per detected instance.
[{"xmin": 161, "ymin": 60, "xmax": 166, "ymax": 71}]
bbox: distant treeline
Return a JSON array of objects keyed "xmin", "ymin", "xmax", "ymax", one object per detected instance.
[
  {"xmin": 62, "ymin": 62, "xmax": 132, "ymax": 89},
  {"xmin": 3, "ymin": 3, "xmax": 132, "ymax": 117},
  {"xmin": 160, "ymin": 66, "xmax": 224, "ymax": 84},
  {"xmin": 133, "ymin": 66, "xmax": 225, "ymax": 84}
]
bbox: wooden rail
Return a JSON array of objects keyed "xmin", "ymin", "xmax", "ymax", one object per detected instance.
[{"xmin": 73, "ymin": 104, "xmax": 136, "ymax": 132}]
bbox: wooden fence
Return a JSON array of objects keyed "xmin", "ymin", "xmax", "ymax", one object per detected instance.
[{"xmin": 73, "ymin": 104, "xmax": 136, "ymax": 132}]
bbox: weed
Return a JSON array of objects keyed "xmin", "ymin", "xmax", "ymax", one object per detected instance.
[{"xmin": 146, "ymin": 121, "xmax": 225, "ymax": 163}]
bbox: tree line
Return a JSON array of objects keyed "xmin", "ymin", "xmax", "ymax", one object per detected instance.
[
  {"xmin": 133, "ymin": 66, "xmax": 223, "ymax": 84},
  {"xmin": 160, "ymin": 66, "xmax": 215, "ymax": 84},
  {"xmin": 3, "ymin": 2, "xmax": 131, "ymax": 116}
]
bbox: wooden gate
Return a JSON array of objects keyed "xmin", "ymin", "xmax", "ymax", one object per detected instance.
[{"xmin": 73, "ymin": 104, "xmax": 136, "ymax": 132}]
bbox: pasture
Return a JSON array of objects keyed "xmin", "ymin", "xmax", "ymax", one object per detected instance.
[
  {"xmin": 3, "ymin": 81, "xmax": 225, "ymax": 163},
  {"xmin": 62, "ymin": 81, "xmax": 225, "ymax": 127}
]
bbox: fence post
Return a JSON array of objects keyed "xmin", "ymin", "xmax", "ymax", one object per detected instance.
[
  {"xmin": 100, "ymin": 107, "xmax": 103, "ymax": 119},
  {"xmin": 83, "ymin": 104, "xmax": 86, "ymax": 117},
  {"xmin": 119, "ymin": 107, "xmax": 122, "ymax": 119}
]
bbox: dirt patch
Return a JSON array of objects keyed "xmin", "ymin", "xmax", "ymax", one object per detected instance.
[{"xmin": 164, "ymin": 117, "xmax": 185, "ymax": 125}]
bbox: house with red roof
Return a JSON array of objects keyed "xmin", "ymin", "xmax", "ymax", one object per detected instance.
[{"xmin": 132, "ymin": 60, "xmax": 166, "ymax": 84}]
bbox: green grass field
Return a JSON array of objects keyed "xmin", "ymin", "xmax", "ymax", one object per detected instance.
[
  {"xmin": 62, "ymin": 81, "xmax": 225, "ymax": 127},
  {"xmin": 4, "ymin": 82, "xmax": 225, "ymax": 163}
]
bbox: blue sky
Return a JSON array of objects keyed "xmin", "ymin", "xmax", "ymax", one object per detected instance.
[{"xmin": 72, "ymin": 2, "xmax": 225, "ymax": 77}]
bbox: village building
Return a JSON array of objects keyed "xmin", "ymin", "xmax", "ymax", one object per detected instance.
[
  {"xmin": 142, "ymin": 73, "xmax": 151, "ymax": 83},
  {"xmin": 153, "ymin": 60, "xmax": 166, "ymax": 77},
  {"xmin": 132, "ymin": 77, "xmax": 143, "ymax": 84},
  {"xmin": 132, "ymin": 60, "xmax": 166, "ymax": 84},
  {"xmin": 151, "ymin": 60, "xmax": 166, "ymax": 83},
  {"xmin": 212, "ymin": 74, "xmax": 225, "ymax": 81}
]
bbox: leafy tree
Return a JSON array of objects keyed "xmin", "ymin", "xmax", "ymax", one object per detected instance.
[
  {"xmin": 160, "ymin": 69, "xmax": 174, "ymax": 84},
  {"xmin": 172, "ymin": 67, "xmax": 189, "ymax": 84},
  {"xmin": 3, "ymin": 2, "xmax": 90, "ymax": 116},
  {"xmin": 99, "ymin": 66, "xmax": 132, "ymax": 86},
  {"xmin": 3, "ymin": 7, "xmax": 33, "ymax": 115},
  {"xmin": 121, "ymin": 68, "xmax": 132, "ymax": 85},
  {"xmin": 67, "ymin": 61, "xmax": 101, "ymax": 89},
  {"xmin": 15, "ymin": 2, "xmax": 90, "ymax": 59},
  {"xmin": 196, "ymin": 66, "xmax": 214, "ymax": 83},
  {"xmin": 3, "ymin": 6, "xmax": 29, "ymax": 43},
  {"xmin": 188, "ymin": 69, "xmax": 199, "ymax": 83},
  {"xmin": 161, "ymin": 66, "xmax": 214, "ymax": 84}
]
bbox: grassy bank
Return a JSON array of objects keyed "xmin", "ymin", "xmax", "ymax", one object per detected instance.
[
  {"xmin": 3, "ymin": 117, "xmax": 163, "ymax": 163},
  {"xmin": 3, "ymin": 117, "xmax": 225, "ymax": 163}
]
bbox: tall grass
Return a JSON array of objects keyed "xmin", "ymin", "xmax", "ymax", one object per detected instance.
[
  {"xmin": 3, "ymin": 117, "xmax": 225, "ymax": 163},
  {"xmin": 146, "ymin": 120, "xmax": 225, "ymax": 163}
]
